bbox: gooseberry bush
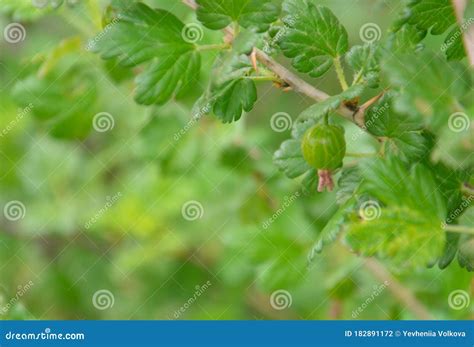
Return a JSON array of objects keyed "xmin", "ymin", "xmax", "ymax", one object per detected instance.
[
  {"xmin": 86, "ymin": 0, "xmax": 474, "ymax": 272},
  {"xmin": 1, "ymin": 0, "xmax": 474, "ymax": 320},
  {"xmin": 9, "ymin": 0, "xmax": 474, "ymax": 269}
]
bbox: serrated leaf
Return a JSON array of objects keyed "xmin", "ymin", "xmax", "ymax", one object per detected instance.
[
  {"xmin": 345, "ymin": 43, "xmax": 381, "ymax": 88},
  {"xmin": 387, "ymin": 23, "xmax": 426, "ymax": 53},
  {"xmin": 273, "ymin": 139, "xmax": 310, "ymax": 178},
  {"xmin": 90, "ymin": 3, "xmax": 200, "ymax": 105},
  {"xmin": 458, "ymin": 237, "xmax": 474, "ymax": 271},
  {"xmin": 278, "ymin": 0, "xmax": 348, "ymax": 77},
  {"xmin": 382, "ymin": 51, "xmax": 471, "ymax": 130},
  {"xmin": 212, "ymin": 78, "xmax": 257, "ymax": 123},
  {"xmin": 346, "ymin": 207, "xmax": 445, "ymax": 268},
  {"xmin": 359, "ymin": 156, "xmax": 447, "ymax": 220},
  {"xmin": 296, "ymin": 84, "xmax": 365, "ymax": 124},
  {"xmin": 196, "ymin": 0, "xmax": 280, "ymax": 32},
  {"xmin": 406, "ymin": 0, "xmax": 456, "ymax": 35},
  {"xmin": 309, "ymin": 196, "xmax": 357, "ymax": 256},
  {"xmin": 336, "ymin": 166, "xmax": 361, "ymax": 204},
  {"xmin": 364, "ymin": 94, "xmax": 430, "ymax": 161},
  {"xmin": 135, "ymin": 51, "xmax": 201, "ymax": 105},
  {"xmin": 443, "ymin": 25, "xmax": 467, "ymax": 61}
]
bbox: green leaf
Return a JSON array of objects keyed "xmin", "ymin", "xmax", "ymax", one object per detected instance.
[
  {"xmin": 336, "ymin": 166, "xmax": 361, "ymax": 205},
  {"xmin": 443, "ymin": 25, "xmax": 467, "ymax": 61},
  {"xmin": 196, "ymin": 0, "xmax": 280, "ymax": 32},
  {"xmin": 359, "ymin": 156, "xmax": 447, "ymax": 220},
  {"xmin": 278, "ymin": 1, "xmax": 349, "ymax": 77},
  {"xmin": 364, "ymin": 94, "xmax": 431, "ymax": 161},
  {"xmin": 309, "ymin": 196, "xmax": 357, "ymax": 256},
  {"xmin": 382, "ymin": 51, "xmax": 471, "ymax": 130},
  {"xmin": 212, "ymin": 78, "xmax": 257, "ymax": 123},
  {"xmin": 296, "ymin": 85, "xmax": 365, "ymax": 123},
  {"xmin": 90, "ymin": 3, "xmax": 200, "ymax": 105},
  {"xmin": 405, "ymin": 0, "xmax": 456, "ymax": 35},
  {"xmin": 273, "ymin": 139, "xmax": 311, "ymax": 178},
  {"xmin": 345, "ymin": 43, "xmax": 381, "ymax": 88},
  {"xmin": 458, "ymin": 237, "xmax": 474, "ymax": 272},
  {"xmin": 12, "ymin": 65, "xmax": 98, "ymax": 139},
  {"xmin": 345, "ymin": 207, "xmax": 445, "ymax": 268},
  {"xmin": 387, "ymin": 23, "xmax": 426, "ymax": 53}
]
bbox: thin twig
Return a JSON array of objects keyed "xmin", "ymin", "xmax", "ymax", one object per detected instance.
[{"xmin": 364, "ymin": 258, "xmax": 433, "ymax": 320}]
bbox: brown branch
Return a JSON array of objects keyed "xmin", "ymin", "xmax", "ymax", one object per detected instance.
[
  {"xmin": 451, "ymin": 0, "xmax": 474, "ymax": 67},
  {"xmin": 182, "ymin": 0, "xmax": 373, "ymax": 130},
  {"xmin": 364, "ymin": 258, "xmax": 433, "ymax": 320}
]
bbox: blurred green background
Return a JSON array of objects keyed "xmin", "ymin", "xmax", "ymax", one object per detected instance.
[{"xmin": 0, "ymin": 0, "xmax": 472, "ymax": 320}]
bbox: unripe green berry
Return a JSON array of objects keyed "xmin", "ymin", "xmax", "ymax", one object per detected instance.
[{"xmin": 301, "ymin": 123, "xmax": 346, "ymax": 171}]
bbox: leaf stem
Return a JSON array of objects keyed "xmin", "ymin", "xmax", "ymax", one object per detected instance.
[
  {"xmin": 197, "ymin": 43, "xmax": 231, "ymax": 51},
  {"xmin": 333, "ymin": 56, "xmax": 349, "ymax": 91},
  {"xmin": 444, "ymin": 225, "xmax": 474, "ymax": 235}
]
